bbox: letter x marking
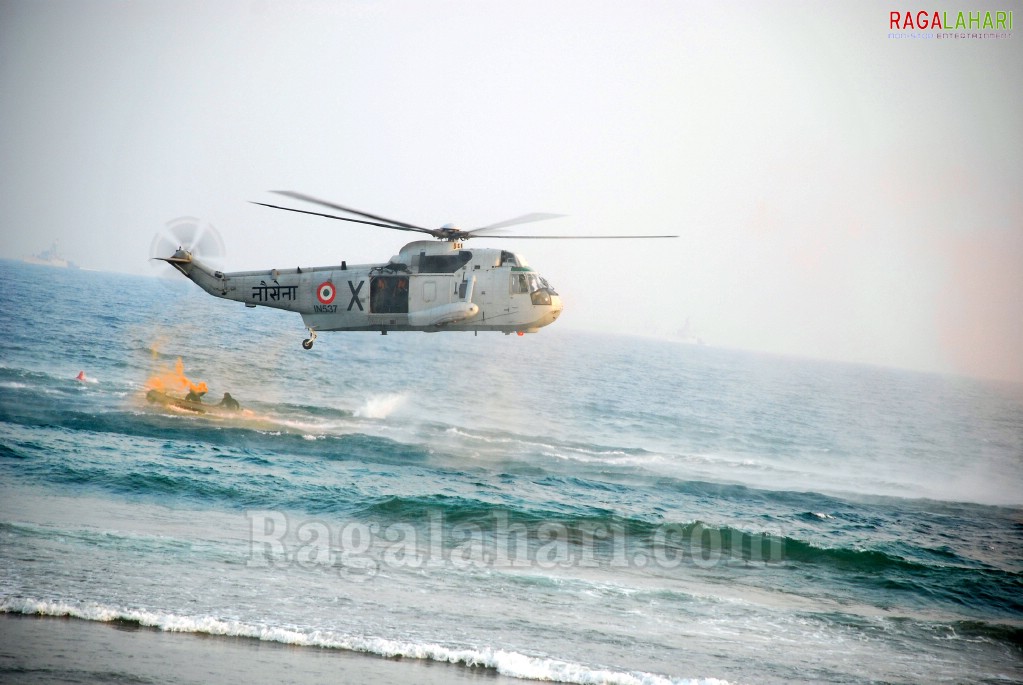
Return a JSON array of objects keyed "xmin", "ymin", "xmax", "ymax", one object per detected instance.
[{"xmin": 347, "ymin": 280, "xmax": 364, "ymax": 311}]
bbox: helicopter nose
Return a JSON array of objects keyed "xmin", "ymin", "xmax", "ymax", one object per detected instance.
[{"xmin": 549, "ymin": 294, "xmax": 563, "ymax": 321}]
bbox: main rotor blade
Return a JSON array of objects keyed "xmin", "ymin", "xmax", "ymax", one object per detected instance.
[
  {"xmin": 271, "ymin": 191, "xmax": 428, "ymax": 231},
  {"xmin": 469, "ymin": 212, "xmax": 565, "ymax": 235},
  {"xmin": 251, "ymin": 202, "xmax": 438, "ymax": 235},
  {"xmin": 474, "ymin": 234, "xmax": 680, "ymax": 239}
]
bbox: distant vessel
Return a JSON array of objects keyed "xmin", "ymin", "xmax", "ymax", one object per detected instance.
[
  {"xmin": 23, "ymin": 243, "xmax": 78, "ymax": 269},
  {"xmin": 674, "ymin": 317, "xmax": 705, "ymax": 345}
]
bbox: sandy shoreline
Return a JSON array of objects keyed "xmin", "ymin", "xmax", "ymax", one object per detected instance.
[{"xmin": 0, "ymin": 613, "xmax": 525, "ymax": 684}]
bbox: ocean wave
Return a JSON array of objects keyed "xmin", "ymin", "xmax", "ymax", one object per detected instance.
[
  {"xmin": 0, "ymin": 597, "xmax": 730, "ymax": 685},
  {"xmin": 441, "ymin": 425, "xmax": 648, "ymax": 460},
  {"xmin": 348, "ymin": 494, "xmax": 1023, "ymax": 615},
  {"xmin": 3, "ymin": 402, "xmax": 432, "ymax": 469},
  {"xmin": 270, "ymin": 402, "xmax": 353, "ymax": 420},
  {"xmin": 0, "ymin": 381, "xmax": 29, "ymax": 390}
]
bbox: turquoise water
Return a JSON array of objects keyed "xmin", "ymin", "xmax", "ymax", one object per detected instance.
[{"xmin": 1, "ymin": 260, "xmax": 1021, "ymax": 684}]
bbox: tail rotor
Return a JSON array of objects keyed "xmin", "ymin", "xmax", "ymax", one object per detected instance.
[{"xmin": 149, "ymin": 217, "xmax": 226, "ymax": 284}]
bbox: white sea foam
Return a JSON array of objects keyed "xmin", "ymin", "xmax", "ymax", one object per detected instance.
[
  {"xmin": 445, "ymin": 426, "xmax": 511, "ymax": 443},
  {"xmin": 271, "ymin": 417, "xmax": 345, "ymax": 435},
  {"xmin": 355, "ymin": 393, "xmax": 407, "ymax": 419},
  {"xmin": 0, "ymin": 597, "xmax": 731, "ymax": 685},
  {"xmin": 446, "ymin": 426, "xmax": 633, "ymax": 464}
]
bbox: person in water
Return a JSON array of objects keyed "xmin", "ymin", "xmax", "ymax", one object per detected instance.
[
  {"xmin": 184, "ymin": 388, "xmax": 207, "ymax": 403},
  {"xmin": 218, "ymin": 392, "xmax": 240, "ymax": 410}
]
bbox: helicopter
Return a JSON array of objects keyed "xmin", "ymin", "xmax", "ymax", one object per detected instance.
[{"xmin": 157, "ymin": 192, "xmax": 677, "ymax": 349}]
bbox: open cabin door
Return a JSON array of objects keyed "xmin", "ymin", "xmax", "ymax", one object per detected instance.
[{"xmin": 369, "ymin": 276, "xmax": 409, "ymax": 314}]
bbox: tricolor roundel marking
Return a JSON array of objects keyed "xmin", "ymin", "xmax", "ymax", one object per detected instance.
[{"xmin": 316, "ymin": 281, "xmax": 336, "ymax": 305}]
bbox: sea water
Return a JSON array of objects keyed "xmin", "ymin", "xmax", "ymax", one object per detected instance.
[{"xmin": 0, "ymin": 260, "xmax": 1021, "ymax": 684}]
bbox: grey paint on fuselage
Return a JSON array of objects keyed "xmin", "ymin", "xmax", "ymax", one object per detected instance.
[{"xmin": 164, "ymin": 239, "xmax": 563, "ymax": 335}]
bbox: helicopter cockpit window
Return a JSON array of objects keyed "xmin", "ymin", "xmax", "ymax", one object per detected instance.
[
  {"xmin": 512, "ymin": 273, "xmax": 552, "ymax": 301},
  {"xmin": 509, "ymin": 272, "xmax": 555, "ymax": 305},
  {"xmin": 500, "ymin": 251, "xmax": 531, "ymax": 268},
  {"xmin": 419, "ymin": 251, "xmax": 472, "ymax": 274}
]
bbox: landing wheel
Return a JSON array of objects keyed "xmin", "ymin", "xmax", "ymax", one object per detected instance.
[{"xmin": 302, "ymin": 327, "xmax": 317, "ymax": 350}]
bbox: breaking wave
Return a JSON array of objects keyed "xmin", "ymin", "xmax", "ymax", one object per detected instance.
[{"xmin": 0, "ymin": 598, "xmax": 730, "ymax": 685}]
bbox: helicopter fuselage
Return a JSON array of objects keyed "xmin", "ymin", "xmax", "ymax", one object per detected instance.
[{"xmin": 164, "ymin": 240, "xmax": 563, "ymax": 338}]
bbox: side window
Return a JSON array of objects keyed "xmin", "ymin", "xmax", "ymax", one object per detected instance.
[
  {"xmin": 510, "ymin": 273, "xmax": 529, "ymax": 294},
  {"xmin": 420, "ymin": 251, "xmax": 472, "ymax": 273}
]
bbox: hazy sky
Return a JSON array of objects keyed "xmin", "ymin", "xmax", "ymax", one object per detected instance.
[{"xmin": 1, "ymin": 1, "xmax": 1021, "ymax": 381}]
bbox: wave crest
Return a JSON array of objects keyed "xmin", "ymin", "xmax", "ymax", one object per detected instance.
[{"xmin": 0, "ymin": 597, "xmax": 729, "ymax": 685}]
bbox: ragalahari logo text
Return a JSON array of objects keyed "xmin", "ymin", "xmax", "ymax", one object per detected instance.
[{"xmin": 889, "ymin": 9, "xmax": 1014, "ymax": 39}]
